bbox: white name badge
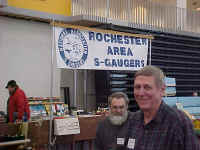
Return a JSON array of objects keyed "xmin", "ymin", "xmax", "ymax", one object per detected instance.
[
  {"xmin": 127, "ymin": 138, "xmax": 135, "ymax": 149},
  {"xmin": 117, "ymin": 138, "xmax": 125, "ymax": 145}
]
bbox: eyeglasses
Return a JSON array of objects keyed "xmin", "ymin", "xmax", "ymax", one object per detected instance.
[{"xmin": 111, "ymin": 105, "xmax": 125, "ymax": 110}]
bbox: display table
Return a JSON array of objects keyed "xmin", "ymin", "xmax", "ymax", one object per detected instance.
[
  {"xmin": 56, "ymin": 115, "xmax": 105, "ymax": 150},
  {"xmin": 0, "ymin": 115, "xmax": 105, "ymax": 150}
]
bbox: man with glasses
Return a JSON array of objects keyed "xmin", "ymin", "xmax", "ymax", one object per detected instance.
[{"xmin": 95, "ymin": 92, "xmax": 134, "ymax": 150}]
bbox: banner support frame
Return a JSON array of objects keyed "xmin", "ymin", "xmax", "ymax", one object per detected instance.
[{"xmin": 49, "ymin": 20, "xmax": 55, "ymax": 150}]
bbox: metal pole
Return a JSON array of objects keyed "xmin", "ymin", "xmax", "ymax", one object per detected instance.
[
  {"xmin": 149, "ymin": 39, "xmax": 152, "ymax": 65},
  {"xmin": 49, "ymin": 21, "xmax": 55, "ymax": 150},
  {"xmin": 84, "ymin": 70, "xmax": 87, "ymax": 111},
  {"xmin": 106, "ymin": 0, "xmax": 110, "ymax": 18},
  {"xmin": 128, "ymin": 0, "xmax": 131, "ymax": 22},
  {"xmin": 74, "ymin": 70, "xmax": 77, "ymax": 108}
]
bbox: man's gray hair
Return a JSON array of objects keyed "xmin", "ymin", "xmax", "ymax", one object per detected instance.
[
  {"xmin": 135, "ymin": 65, "xmax": 165, "ymax": 87},
  {"xmin": 108, "ymin": 92, "xmax": 129, "ymax": 106}
]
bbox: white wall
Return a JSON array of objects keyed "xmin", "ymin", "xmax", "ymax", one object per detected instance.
[
  {"xmin": 0, "ymin": 16, "xmax": 60, "ymax": 112},
  {"xmin": 60, "ymin": 69, "xmax": 75, "ymax": 106}
]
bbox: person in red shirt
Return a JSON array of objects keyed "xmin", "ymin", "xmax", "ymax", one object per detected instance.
[{"xmin": 6, "ymin": 80, "xmax": 30, "ymax": 123}]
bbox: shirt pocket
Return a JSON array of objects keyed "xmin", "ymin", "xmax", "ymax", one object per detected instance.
[{"xmin": 145, "ymin": 129, "xmax": 171, "ymax": 150}]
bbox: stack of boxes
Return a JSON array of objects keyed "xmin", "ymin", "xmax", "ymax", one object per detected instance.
[{"xmin": 164, "ymin": 77, "xmax": 176, "ymax": 96}]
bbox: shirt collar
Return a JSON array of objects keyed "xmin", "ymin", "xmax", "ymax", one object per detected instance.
[
  {"xmin": 152, "ymin": 101, "xmax": 167, "ymax": 124},
  {"xmin": 138, "ymin": 101, "xmax": 167, "ymax": 125}
]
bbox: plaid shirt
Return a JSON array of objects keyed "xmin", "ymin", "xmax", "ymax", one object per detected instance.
[{"xmin": 128, "ymin": 101, "xmax": 200, "ymax": 150}]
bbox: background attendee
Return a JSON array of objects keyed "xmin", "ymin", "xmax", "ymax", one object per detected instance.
[
  {"xmin": 95, "ymin": 92, "xmax": 134, "ymax": 150},
  {"xmin": 6, "ymin": 80, "xmax": 30, "ymax": 123},
  {"xmin": 128, "ymin": 66, "xmax": 200, "ymax": 150}
]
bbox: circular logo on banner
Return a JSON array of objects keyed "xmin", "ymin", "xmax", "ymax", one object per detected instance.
[{"xmin": 58, "ymin": 28, "xmax": 88, "ymax": 68}]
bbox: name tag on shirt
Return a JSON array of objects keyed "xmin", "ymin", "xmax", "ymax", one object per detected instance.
[
  {"xmin": 117, "ymin": 138, "xmax": 125, "ymax": 145},
  {"xmin": 127, "ymin": 138, "xmax": 135, "ymax": 149}
]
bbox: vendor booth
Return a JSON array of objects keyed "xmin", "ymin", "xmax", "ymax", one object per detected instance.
[
  {"xmin": 46, "ymin": 22, "xmax": 152, "ymax": 149},
  {"xmin": 0, "ymin": 19, "xmax": 153, "ymax": 150},
  {"xmin": 1, "ymin": 0, "xmax": 200, "ymax": 149}
]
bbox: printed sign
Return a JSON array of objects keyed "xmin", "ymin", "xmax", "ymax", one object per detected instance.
[
  {"xmin": 55, "ymin": 27, "xmax": 149, "ymax": 70},
  {"xmin": 54, "ymin": 117, "xmax": 80, "ymax": 136},
  {"xmin": 127, "ymin": 138, "xmax": 135, "ymax": 149},
  {"xmin": 117, "ymin": 138, "xmax": 125, "ymax": 145}
]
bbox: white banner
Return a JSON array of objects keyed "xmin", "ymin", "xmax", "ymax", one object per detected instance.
[{"xmin": 55, "ymin": 27, "xmax": 149, "ymax": 70}]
